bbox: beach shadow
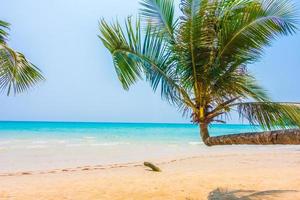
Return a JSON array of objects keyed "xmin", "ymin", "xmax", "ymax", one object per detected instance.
[{"xmin": 207, "ymin": 188, "xmax": 298, "ymax": 200}]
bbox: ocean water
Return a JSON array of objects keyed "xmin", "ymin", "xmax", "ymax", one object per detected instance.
[
  {"xmin": 0, "ymin": 121, "xmax": 262, "ymax": 172},
  {"xmin": 0, "ymin": 121, "xmax": 260, "ymax": 146}
]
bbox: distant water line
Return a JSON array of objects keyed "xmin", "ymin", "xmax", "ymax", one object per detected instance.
[
  {"xmin": 0, "ymin": 121, "xmax": 263, "ymax": 172},
  {"xmin": 0, "ymin": 121, "xmax": 260, "ymax": 146}
]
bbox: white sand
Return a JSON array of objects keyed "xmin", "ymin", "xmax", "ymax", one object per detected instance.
[{"xmin": 0, "ymin": 145, "xmax": 300, "ymax": 199}]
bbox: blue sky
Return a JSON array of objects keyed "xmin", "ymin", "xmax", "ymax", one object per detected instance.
[{"xmin": 0, "ymin": 0, "xmax": 299, "ymax": 123}]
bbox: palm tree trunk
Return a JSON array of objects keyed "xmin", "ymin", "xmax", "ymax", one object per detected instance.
[
  {"xmin": 199, "ymin": 123, "xmax": 212, "ymax": 146},
  {"xmin": 205, "ymin": 129, "xmax": 300, "ymax": 146}
]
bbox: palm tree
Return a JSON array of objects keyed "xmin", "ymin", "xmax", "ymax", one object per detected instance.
[
  {"xmin": 0, "ymin": 20, "xmax": 44, "ymax": 95},
  {"xmin": 99, "ymin": 0, "xmax": 300, "ymax": 146}
]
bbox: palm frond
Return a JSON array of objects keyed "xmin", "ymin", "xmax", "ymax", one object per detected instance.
[
  {"xmin": 177, "ymin": 0, "xmax": 221, "ymax": 102},
  {"xmin": 218, "ymin": 0, "xmax": 298, "ymax": 64},
  {"xmin": 99, "ymin": 17, "xmax": 194, "ymax": 107},
  {"xmin": 0, "ymin": 20, "xmax": 44, "ymax": 95},
  {"xmin": 238, "ymin": 75, "xmax": 270, "ymax": 101},
  {"xmin": 99, "ymin": 18, "xmax": 143, "ymax": 89},
  {"xmin": 236, "ymin": 102, "xmax": 300, "ymax": 129},
  {"xmin": 0, "ymin": 20, "xmax": 10, "ymax": 44},
  {"xmin": 140, "ymin": 0, "xmax": 175, "ymax": 38},
  {"xmin": 176, "ymin": 0, "xmax": 202, "ymax": 91},
  {"xmin": 0, "ymin": 47, "xmax": 45, "ymax": 95}
]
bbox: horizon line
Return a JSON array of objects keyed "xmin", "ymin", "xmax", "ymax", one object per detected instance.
[{"xmin": 0, "ymin": 120, "xmax": 253, "ymax": 126}]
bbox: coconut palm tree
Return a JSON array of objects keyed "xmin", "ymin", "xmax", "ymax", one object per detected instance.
[
  {"xmin": 0, "ymin": 20, "xmax": 44, "ymax": 95},
  {"xmin": 99, "ymin": 0, "xmax": 300, "ymax": 146}
]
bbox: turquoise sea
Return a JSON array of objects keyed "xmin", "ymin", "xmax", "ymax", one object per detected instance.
[
  {"xmin": 0, "ymin": 121, "xmax": 264, "ymax": 172},
  {"xmin": 0, "ymin": 121, "xmax": 260, "ymax": 144}
]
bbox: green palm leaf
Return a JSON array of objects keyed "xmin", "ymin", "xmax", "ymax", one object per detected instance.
[
  {"xmin": 219, "ymin": 0, "xmax": 298, "ymax": 64},
  {"xmin": 0, "ymin": 20, "xmax": 10, "ymax": 44},
  {"xmin": 236, "ymin": 102, "xmax": 300, "ymax": 129},
  {"xmin": 99, "ymin": 18, "xmax": 194, "ymax": 107},
  {"xmin": 0, "ymin": 48, "xmax": 44, "ymax": 95},
  {"xmin": 0, "ymin": 20, "xmax": 44, "ymax": 95},
  {"xmin": 140, "ymin": 0, "xmax": 175, "ymax": 38}
]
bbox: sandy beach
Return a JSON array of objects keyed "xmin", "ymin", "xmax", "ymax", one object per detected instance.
[
  {"xmin": 1, "ymin": 0, "xmax": 300, "ymax": 199},
  {"xmin": 1, "ymin": 145, "xmax": 300, "ymax": 200}
]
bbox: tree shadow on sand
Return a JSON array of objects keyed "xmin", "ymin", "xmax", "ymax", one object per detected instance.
[{"xmin": 207, "ymin": 188, "xmax": 298, "ymax": 200}]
